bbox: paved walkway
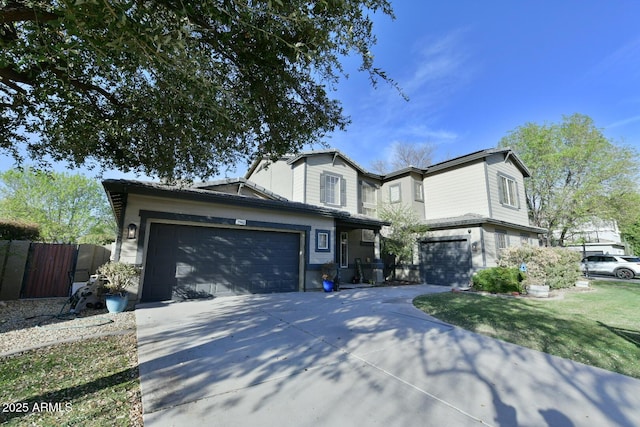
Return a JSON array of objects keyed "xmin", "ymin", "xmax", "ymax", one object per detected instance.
[{"xmin": 135, "ymin": 285, "xmax": 640, "ymax": 426}]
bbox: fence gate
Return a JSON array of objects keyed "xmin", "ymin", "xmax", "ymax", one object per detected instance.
[{"xmin": 21, "ymin": 243, "xmax": 78, "ymax": 298}]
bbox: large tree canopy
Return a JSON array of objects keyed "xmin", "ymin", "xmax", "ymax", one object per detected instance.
[
  {"xmin": 499, "ymin": 113, "xmax": 639, "ymax": 246},
  {"xmin": 1, "ymin": 0, "xmax": 394, "ymax": 180},
  {"xmin": 0, "ymin": 168, "xmax": 116, "ymax": 243}
]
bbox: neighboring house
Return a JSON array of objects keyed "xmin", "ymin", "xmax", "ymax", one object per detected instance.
[
  {"xmin": 246, "ymin": 148, "xmax": 546, "ymax": 287},
  {"xmin": 563, "ymin": 219, "xmax": 628, "ymax": 256},
  {"xmin": 103, "ymin": 147, "xmax": 544, "ymax": 303},
  {"xmin": 103, "ymin": 179, "xmax": 387, "ymax": 303}
]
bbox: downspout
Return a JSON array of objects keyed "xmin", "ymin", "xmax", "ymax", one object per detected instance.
[{"xmin": 480, "ymin": 227, "xmax": 487, "ymax": 267}]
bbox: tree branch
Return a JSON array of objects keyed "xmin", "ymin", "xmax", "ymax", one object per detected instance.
[
  {"xmin": 0, "ymin": 64, "xmax": 122, "ymax": 107},
  {"xmin": 1, "ymin": 2, "xmax": 59, "ymax": 23},
  {"xmin": 0, "ymin": 66, "xmax": 33, "ymax": 86},
  {"xmin": 49, "ymin": 68, "xmax": 123, "ymax": 107}
]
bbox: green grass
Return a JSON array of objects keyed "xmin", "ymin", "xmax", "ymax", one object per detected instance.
[
  {"xmin": 0, "ymin": 333, "xmax": 141, "ymax": 426},
  {"xmin": 414, "ymin": 280, "xmax": 640, "ymax": 379}
]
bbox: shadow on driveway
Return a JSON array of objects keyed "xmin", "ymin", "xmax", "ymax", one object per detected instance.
[{"xmin": 135, "ymin": 285, "xmax": 640, "ymax": 427}]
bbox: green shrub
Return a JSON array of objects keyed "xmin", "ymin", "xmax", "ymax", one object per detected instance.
[
  {"xmin": 498, "ymin": 245, "xmax": 581, "ymax": 289},
  {"xmin": 472, "ymin": 267, "xmax": 524, "ymax": 293}
]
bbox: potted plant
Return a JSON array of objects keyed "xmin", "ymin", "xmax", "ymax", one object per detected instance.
[
  {"xmin": 521, "ymin": 264, "xmax": 549, "ymax": 298},
  {"xmin": 321, "ymin": 261, "xmax": 337, "ymax": 292},
  {"xmin": 97, "ymin": 262, "xmax": 140, "ymax": 313}
]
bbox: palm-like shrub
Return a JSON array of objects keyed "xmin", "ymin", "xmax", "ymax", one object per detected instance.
[{"xmin": 97, "ymin": 262, "xmax": 140, "ymax": 294}]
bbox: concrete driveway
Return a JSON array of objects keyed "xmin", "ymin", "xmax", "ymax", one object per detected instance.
[{"xmin": 135, "ymin": 285, "xmax": 640, "ymax": 427}]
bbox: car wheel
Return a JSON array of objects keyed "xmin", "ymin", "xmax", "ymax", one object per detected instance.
[{"xmin": 615, "ymin": 268, "xmax": 634, "ymax": 280}]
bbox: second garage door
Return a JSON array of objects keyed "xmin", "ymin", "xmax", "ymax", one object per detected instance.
[
  {"xmin": 420, "ymin": 239, "xmax": 471, "ymax": 287},
  {"xmin": 142, "ymin": 223, "xmax": 301, "ymax": 302}
]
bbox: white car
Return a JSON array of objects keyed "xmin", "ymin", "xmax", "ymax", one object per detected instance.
[{"xmin": 580, "ymin": 255, "xmax": 640, "ymax": 280}]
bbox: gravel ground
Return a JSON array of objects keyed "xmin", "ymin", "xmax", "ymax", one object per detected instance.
[{"xmin": 0, "ymin": 297, "xmax": 136, "ymax": 355}]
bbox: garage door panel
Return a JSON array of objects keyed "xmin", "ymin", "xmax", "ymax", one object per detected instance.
[
  {"xmin": 142, "ymin": 224, "xmax": 300, "ymax": 302},
  {"xmin": 420, "ymin": 239, "xmax": 470, "ymax": 287}
]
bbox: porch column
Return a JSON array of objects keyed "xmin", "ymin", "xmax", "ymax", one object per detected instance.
[{"xmin": 373, "ymin": 230, "xmax": 384, "ymax": 283}]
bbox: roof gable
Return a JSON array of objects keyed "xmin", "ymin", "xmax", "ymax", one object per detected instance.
[
  {"xmin": 424, "ymin": 148, "xmax": 531, "ymax": 178},
  {"xmin": 193, "ymin": 178, "xmax": 288, "ymax": 201},
  {"xmin": 244, "ymin": 147, "xmax": 531, "ymax": 183},
  {"xmin": 245, "ymin": 149, "xmax": 383, "ymax": 180}
]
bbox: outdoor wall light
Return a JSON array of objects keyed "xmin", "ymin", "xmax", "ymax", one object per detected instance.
[{"xmin": 127, "ymin": 223, "xmax": 137, "ymax": 239}]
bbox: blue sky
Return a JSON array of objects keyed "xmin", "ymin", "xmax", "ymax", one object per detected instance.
[
  {"xmin": 321, "ymin": 0, "xmax": 640, "ymax": 170},
  {"xmin": 2, "ymin": 1, "xmax": 639, "ymax": 179}
]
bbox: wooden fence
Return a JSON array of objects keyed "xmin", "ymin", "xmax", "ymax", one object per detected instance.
[{"xmin": 0, "ymin": 241, "xmax": 111, "ymax": 300}]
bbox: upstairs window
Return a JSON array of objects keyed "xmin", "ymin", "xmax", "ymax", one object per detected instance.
[
  {"xmin": 498, "ymin": 174, "xmax": 519, "ymax": 208},
  {"xmin": 414, "ymin": 181, "xmax": 424, "ymax": 202},
  {"xmin": 389, "ymin": 184, "xmax": 401, "ymax": 203},
  {"xmin": 361, "ymin": 181, "xmax": 377, "ymax": 216},
  {"xmin": 320, "ymin": 173, "xmax": 346, "ymax": 206}
]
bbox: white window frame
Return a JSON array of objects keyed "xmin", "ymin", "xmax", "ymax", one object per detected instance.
[
  {"xmin": 495, "ymin": 230, "xmax": 508, "ymax": 253},
  {"xmin": 361, "ymin": 229, "xmax": 375, "ymax": 243},
  {"xmin": 414, "ymin": 181, "xmax": 424, "ymax": 202},
  {"xmin": 325, "ymin": 174, "xmax": 340, "ymax": 205},
  {"xmin": 321, "ymin": 172, "xmax": 345, "ymax": 207},
  {"xmin": 340, "ymin": 232, "xmax": 349, "ymax": 268},
  {"xmin": 361, "ymin": 181, "xmax": 377, "ymax": 216},
  {"xmin": 316, "ymin": 230, "xmax": 330, "ymax": 252},
  {"xmin": 498, "ymin": 174, "xmax": 518, "ymax": 208},
  {"xmin": 389, "ymin": 184, "xmax": 401, "ymax": 203}
]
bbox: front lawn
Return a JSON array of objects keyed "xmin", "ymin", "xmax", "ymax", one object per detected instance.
[
  {"xmin": 413, "ymin": 280, "xmax": 640, "ymax": 379},
  {"xmin": 0, "ymin": 333, "xmax": 141, "ymax": 426}
]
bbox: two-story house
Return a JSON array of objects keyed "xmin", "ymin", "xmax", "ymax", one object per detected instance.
[
  {"xmin": 245, "ymin": 150, "xmax": 387, "ymax": 283},
  {"xmin": 246, "ymin": 148, "xmax": 545, "ymax": 287},
  {"xmin": 103, "ymin": 147, "xmax": 544, "ymax": 303}
]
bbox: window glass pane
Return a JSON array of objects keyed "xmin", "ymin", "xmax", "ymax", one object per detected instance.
[
  {"xmin": 500, "ymin": 176, "xmax": 517, "ymax": 207},
  {"xmin": 414, "ymin": 181, "xmax": 423, "ymax": 201},
  {"xmin": 495, "ymin": 231, "xmax": 507, "ymax": 252},
  {"xmin": 340, "ymin": 232, "xmax": 348, "ymax": 268},
  {"xmin": 390, "ymin": 184, "xmax": 401, "ymax": 203},
  {"xmin": 362, "ymin": 183, "xmax": 375, "ymax": 204},
  {"xmin": 325, "ymin": 175, "xmax": 340, "ymax": 205},
  {"xmin": 361, "ymin": 182, "xmax": 377, "ymax": 216},
  {"xmin": 318, "ymin": 232, "xmax": 328, "ymax": 250},
  {"xmin": 362, "ymin": 229, "xmax": 375, "ymax": 242},
  {"xmin": 508, "ymin": 179, "xmax": 517, "ymax": 205}
]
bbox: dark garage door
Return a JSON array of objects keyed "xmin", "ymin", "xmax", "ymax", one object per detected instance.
[
  {"xmin": 142, "ymin": 223, "xmax": 300, "ymax": 302},
  {"xmin": 420, "ymin": 239, "xmax": 471, "ymax": 287}
]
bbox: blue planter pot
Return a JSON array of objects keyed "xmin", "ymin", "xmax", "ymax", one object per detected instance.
[
  {"xmin": 105, "ymin": 293, "xmax": 128, "ymax": 313},
  {"xmin": 322, "ymin": 280, "xmax": 334, "ymax": 292}
]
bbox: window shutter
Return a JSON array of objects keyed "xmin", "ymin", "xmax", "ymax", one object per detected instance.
[
  {"xmin": 320, "ymin": 174, "xmax": 326, "ymax": 203},
  {"xmin": 340, "ymin": 178, "xmax": 347, "ymax": 206}
]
